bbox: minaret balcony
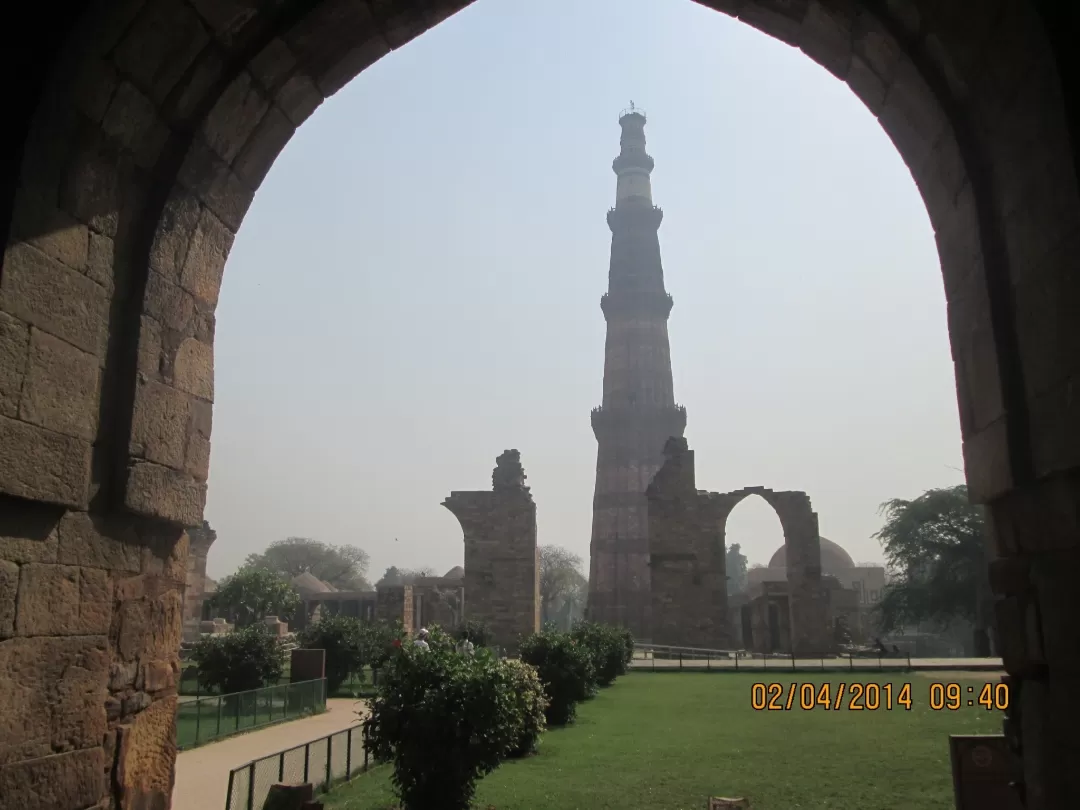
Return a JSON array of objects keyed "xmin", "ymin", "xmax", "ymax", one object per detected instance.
[
  {"xmin": 612, "ymin": 152, "xmax": 654, "ymax": 174},
  {"xmin": 591, "ymin": 404, "xmax": 688, "ymax": 439},
  {"xmin": 607, "ymin": 204, "xmax": 663, "ymax": 233}
]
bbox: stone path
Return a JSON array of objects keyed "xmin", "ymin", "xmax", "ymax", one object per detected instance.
[{"xmin": 171, "ymin": 698, "xmax": 366, "ymax": 810}]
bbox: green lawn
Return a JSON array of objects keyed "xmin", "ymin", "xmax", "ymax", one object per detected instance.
[{"xmin": 326, "ymin": 671, "xmax": 1003, "ymax": 810}]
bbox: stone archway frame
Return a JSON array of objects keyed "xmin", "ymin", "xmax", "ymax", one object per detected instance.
[
  {"xmin": 715, "ymin": 487, "xmax": 830, "ymax": 656},
  {"xmin": 2, "ymin": 1, "xmax": 1079, "ymax": 809}
]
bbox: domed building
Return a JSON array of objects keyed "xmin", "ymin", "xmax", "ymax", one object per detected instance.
[{"xmin": 736, "ymin": 536, "xmax": 886, "ymax": 653}]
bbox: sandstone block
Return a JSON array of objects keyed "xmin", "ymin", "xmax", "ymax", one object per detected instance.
[
  {"xmin": 276, "ymin": 75, "xmax": 322, "ymax": 127},
  {"xmin": 138, "ymin": 315, "xmax": 164, "ymax": 376},
  {"xmin": 59, "ymin": 140, "xmax": 123, "ymax": 237},
  {"xmin": 25, "ymin": 207, "xmax": 89, "ymax": 271},
  {"xmin": 0, "ymin": 635, "xmax": 108, "ymax": 765},
  {"xmin": 14, "ymin": 563, "xmax": 111, "ymax": 636},
  {"xmin": 143, "ymin": 658, "xmax": 176, "ymax": 692},
  {"xmin": 0, "ymin": 243, "xmax": 109, "ymax": 356},
  {"xmin": 249, "ymin": 39, "xmax": 297, "ymax": 94},
  {"xmin": 185, "ymin": 433, "xmax": 212, "ymax": 482},
  {"xmin": 18, "ymin": 328, "xmax": 101, "ymax": 441},
  {"xmin": 0, "ymin": 414, "xmax": 92, "ymax": 508},
  {"xmin": 101, "ymin": 81, "xmax": 169, "ymax": 168},
  {"xmin": 0, "ymin": 311, "xmax": 30, "ymax": 417},
  {"xmin": 202, "ymin": 70, "xmax": 269, "ymax": 163},
  {"xmin": 115, "ymin": 696, "xmax": 178, "ymax": 810},
  {"xmin": 140, "ymin": 527, "xmax": 189, "ymax": 585},
  {"xmin": 130, "ymin": 379, "xmax": 191, "ymax": 469},
  {"xmin": 176, "ymin": 137, "xmax": 254, "ymax": 231},
  {"xmin": 113, "ymin": 0, "xmax": 209, "ymax": 103},
  {"xmin": 0, "ymin": 502, "xmax": 61, "ymax": 564},
  {"xmin": 235, "ymin": 105, "xmax": 295, "ymax": 187},
  {"xmin": 115, "ymin": 583, "xmax": 184, "ymax": 662},
  {"xmin": 179, "ymin": 209, "xmax": 233, "ymax": 307},
  {"xmin": 125, "ymin": 461, "xmax": 207, "ymax": 525},
  {"xmin": 57, "ymin": 511, "xmax": 142, "ymax": 572},
  {"xmin": 0, "ymin": 560, "xmax": 17, "ymax": 638},
  {"xmin": 172, "ymin": 338, "xmax": 214, "ymax": 401},
  {"xmin": 85, "ymin": 231, "xmax": 115, "ymax": 289},
  {"xmin": 144, "ymin": 270, "xmax": 195, "ymax": 334},
  {"xmin": 0, "ymin": 748, "xmax": 104, "ymax": 810},
  {"xmin": 148, "ymin": 190, "xmax": 202, "ymax": 284}
]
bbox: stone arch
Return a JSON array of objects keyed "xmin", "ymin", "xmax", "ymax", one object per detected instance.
[
  {"xmin": 714, "ymin": 486, "xmax": 830, "ymax": 656},
  {"xmin": 1, "ymin": 1, "xmax": 1079, "ymax": 808}
]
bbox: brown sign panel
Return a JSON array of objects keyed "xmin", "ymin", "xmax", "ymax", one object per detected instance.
[
  {"xmin": 707, "ymin": 799, "xmax": 749, "ymax": 809},
  {"xmin": 949, "ymin": 735, "xmax": 1023, "ymax": 810}
]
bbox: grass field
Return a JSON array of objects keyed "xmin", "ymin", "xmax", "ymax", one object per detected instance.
[{"xmin": 325, "ymin": 671, "xmax": 1003, "ymax": 810}]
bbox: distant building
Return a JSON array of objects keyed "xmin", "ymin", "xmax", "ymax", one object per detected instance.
[{"xmin": 735, "ymin": 537, "xmax": 886, "ymax": 650}]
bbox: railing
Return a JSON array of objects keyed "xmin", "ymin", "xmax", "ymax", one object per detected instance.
[
  {"xmin": 225, "ymin": 723, "xmax": 370, "ymax": 810},
  {"xmin": 631, "ymin": 643, "xmax": 915, "ymax": 672},
  {"xmin": 176, "ymin": 678, "xmax": 326, "ymax": 750}
]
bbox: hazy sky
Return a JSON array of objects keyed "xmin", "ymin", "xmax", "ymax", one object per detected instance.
[{"xmin": 205, "ymin": 0, "xmax": 965, "ymax": 582}]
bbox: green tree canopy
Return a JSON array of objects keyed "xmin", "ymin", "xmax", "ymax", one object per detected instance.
[
  {"xmin": 209, "ymin": 567, "xmax": 301, "ymax": 628},
  {"xmin": 873, "ymin": 485, "xmax": 989, "ymax": 638},
  {"xmin": 539, "ymin": 546, "xmax": 586, "ymax": 625},
  {"xmin": 244, "ymin": 537, "xmax": 371, "ymax": 590},
  {"xmin": 726, "ymin": 543, "xmax": 748, "ymax": 595}
]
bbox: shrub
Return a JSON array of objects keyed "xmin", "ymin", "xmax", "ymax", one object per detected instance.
[
  {"xmin": 298, "ymin": 615, "xmax": 366, "ymax": 693},
  {"xmin": 571, "ymin": 621, "xmax": 633, "ymax": 687},
  {"xmin": 518, "ymin": 629, "xmax": 595, "ymax": 725},
  {"xmin": 365, "ymin": 645, "xmax": 523, "ymax": 810},
  {"xmin": 357, "ymin": 620, "xmax": 406, "ymax": 672},
  {"xmin": 501, "ymin": 659, "xmax": 548, "ymax": 757},
  {"xmin": 191, "ymin": 625, "xmax": 285, "ymax": 694},
  {"xmin": 453, "ymin": 618, "xmax": 494, "ymax": 648}
]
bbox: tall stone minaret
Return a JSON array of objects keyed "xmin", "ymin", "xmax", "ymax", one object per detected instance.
[{"xmin": 586, "ymin": 106, "xmax": 686, "ymax": 640}]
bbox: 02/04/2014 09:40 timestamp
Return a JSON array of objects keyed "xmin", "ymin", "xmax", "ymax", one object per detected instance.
[{"xmin": 750, "ymin": 681, "xmax": 1010, "ymax": 712}]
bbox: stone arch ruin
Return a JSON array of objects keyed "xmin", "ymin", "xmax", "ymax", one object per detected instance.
[
  {"xmin": 1, "ymin": 1, "xmax": 1079, "ymax": 807},
  {"xmin": 647, "ymin": 439, "xmax": 828, "ymax": 655}
]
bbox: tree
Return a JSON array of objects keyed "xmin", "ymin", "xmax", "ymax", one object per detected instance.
[
  {"xmin": 539, "ymin": 546, "xmax": 586, "ymax": 625},
  {"xmin": 244, "ymin": 537, "xmax": 371, "ymax": 590},
  {"xmin": 726, "ymin": 543, "xmax": 748, "ymax": 595},
  {"xmin": 209, "ymin": 568, "xmax": 301, "ymax": 628},
  {"xmin": 873, "ymin": 485, "xmax": 993, "ymax": 655},
  {"xmin": 191, "ymin": 625, "xmax": 285, "ymax": 693},
  {"xmin": 298, "ymin": 615, "xmax": 366, "ymax": 693}
]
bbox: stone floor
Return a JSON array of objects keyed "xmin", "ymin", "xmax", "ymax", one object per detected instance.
[{"xmin": 171, "ymin": 698, "xmax": 366, "ymax": 810}]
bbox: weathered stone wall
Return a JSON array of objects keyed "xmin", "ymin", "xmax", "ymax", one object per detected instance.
[
  {"xmin": 443, "ymin": 450, "xmax": 540, "ymax": 654},
  {"xmin": 646, "ymin": 438, "xmax": 730, "ymax": 649},
  {"xmin": 0, "ymin": 501, "xmax": 186, "ymax": 810}
]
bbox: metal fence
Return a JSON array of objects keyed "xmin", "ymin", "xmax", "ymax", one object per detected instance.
[
  {"xmin": 176, "ymin": 678, "xmax": 326, "ymax": 750},
  {"xmin": 631, "ymin": 643, "xmax": 916, "ymax": 672},
  {"xmin": 225, "ymin": 723, "xmax": 370, "ymax": 810}
]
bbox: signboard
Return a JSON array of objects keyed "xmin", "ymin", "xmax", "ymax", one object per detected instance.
[
  {"xmin": 949, "ymin": 735, "xmax": 1024, "ymax": 810},
  {"xmin": 707, "ymin": 799, "xmax": 749, "ymax": 809}
]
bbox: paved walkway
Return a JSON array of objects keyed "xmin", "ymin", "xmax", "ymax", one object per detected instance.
[{"xmin": 172, "ymin": 698, "xmax": 366, "ymax": 810}]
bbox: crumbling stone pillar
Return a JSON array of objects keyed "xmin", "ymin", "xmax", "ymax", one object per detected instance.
[
  {"xmin": 646, "ymin": 438, "xmax": 730, "ymax": 649},
  {"xmin": 442, "ymin": 450, "xmax": 540, "ymax": 653},
  {"xmin": 374, "ymin": 584, "xmax": 414, "ymax": 633},
  {"xmin": 182, "ymin": 520, "xmax": 216, "ymax": 638}
]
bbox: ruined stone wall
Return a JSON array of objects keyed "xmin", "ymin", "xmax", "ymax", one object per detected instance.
[
  {"xmin": 443, "ymin": 450, "xmax": 540, "ymax": 654},
  {"xmin": 646, "ymin": 439, "xmax": 730, "ymax": 649}
]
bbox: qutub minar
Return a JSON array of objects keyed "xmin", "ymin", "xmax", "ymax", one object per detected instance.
[{"xmin": 586, "ymin": 105, "xmax": 687, "ymax": 640}]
